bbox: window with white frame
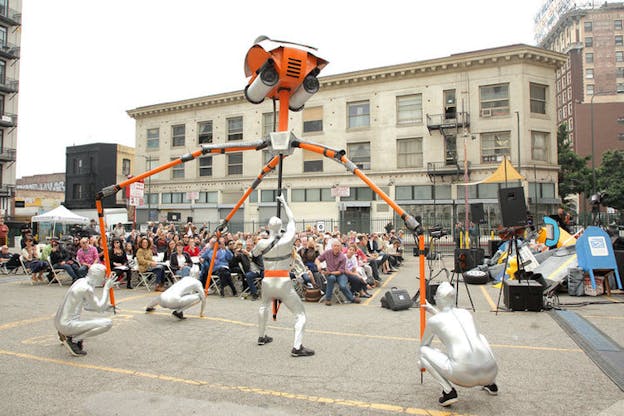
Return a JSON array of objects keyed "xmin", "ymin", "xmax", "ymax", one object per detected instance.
[
  {"xmin": 291, "ymin": 188, "xmax": 333, "ymax": 202},
  {"xmin": 198, "ymin": 121, "xmax": 213, "ymax": 144},
  {"xmin": 396, "ymin": 94, "xmax": 423, "ymax": 124},
  {"xmin": 147, "ymin": 128, "xmax": 159, "ymax": 149},
  {"xmin": 228, "ymin": 152, "xmax": 243, "ymax": 175},
  {"xmin": 227, "ymin": 116, "xmax": 243, "ymax": 140},
  {"xmin": 481, "ymin": 132, "xmax": 511, "ymax": 163},
  {"xmin": 303, "ymin": 106, "xmax": 323, "ymax": 133},
  {"xmin": 586, "ymin": 68, "xmax": 594, "ymax": 79},
  {"xmin": 347, "ymin": 142, "xmax": 371, "ymax": 170},
  {"xmin": 616, "ymin": 20, "xmax": 623, "ymax": 30},
  {"xmin": 531, "ymin": 131, "xmax": 550, "ymax": 162},
  {"xmin": 618, "ymin": 67, "xmax": 624, "ymax": 78},
  {"xmin": 587, "ymin": 84, "xmax": 594, "ymax": 95},
  {"xmin": 396, "ymin": 137, "xmax": 423, "ymax": 168},
  {"xmin": 584, "ymin": 21, "xmax": 592, "ymax": 32},
  {"xmin": 171, "ymin": 124, "xmax": 185, "ymax": 147},
  {"xmin": 479, "ymin": 83, "xmax": 509, "ymax": 117},
  {"xmin": 171, "ymin": 158, "xmax": 184, "ymax": 179},
  {"xmin": 199, "ymin": 155, "xmax": 212, "ymax": 177},
  {"xmin": 617, "ymin": 35, "xmax": 624, "ymax": 46},
  {"xmin": 617, "ymin": 51, "xmax": 624, "ymax": 63},
  {"xmin": 586, "ymin": 52, "xmax": 594, "ymax": 63},
  {"xmin": 262, "ymin": 112, "xmax": 278, "ymax": 136},
  {"xmin": 530, "ymin": 83, "xmax": 547, "ymax": 114},
  {"xmin": 122, "ymin": 159, "xmax": 131, "ymax": 176},
  {"xmin": 162, "ymin": 192, "xmax": 190, "ymax": 204},
  {"xmin": 261, "ymin": 189, "xmax": 287, "ymax": 202},
  {"xmin": 585, "ymin": 37, "xmax": 593, "ymax": 47},
  {"xmin": 347, "ymin": 101, "xmax": 370, "ymax": 129}
]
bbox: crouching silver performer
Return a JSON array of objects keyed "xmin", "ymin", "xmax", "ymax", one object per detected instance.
[
  {"xmin": 145, "ymin": 271, "xmax": 206, "ymax": 320},
  {"xmin": 253, "ymin": 194, "xmax": 313, "ymax": 357},
  {"xmin": 54, "ymin": 263, "xmax": 118, "ymax": 357},
  {"xmin": 419, "ymin": 282, "xmax": 498, "ymax": 407}
]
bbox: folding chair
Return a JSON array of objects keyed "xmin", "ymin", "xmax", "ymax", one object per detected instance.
[
  {"xmin": 19, "ymin": 256, "xmax": 39, "ymax": 285},
  {"xmin": 132, "ymin": 264, "xmax": 155, "ymax": 291},
  {"xmin": 208, "ymin": 274, "xmax": 222, "ymax": 295},
  {"xmin": 240, "ymin": 273, "xmax": 263, "ymax": 299},
  {"xmin": 47, "ymin": 259, "xmax": 70, "ymax": 286},
  {"xmin": 162, "ymin": 261, "xmax": 178, "ymax": 287}
]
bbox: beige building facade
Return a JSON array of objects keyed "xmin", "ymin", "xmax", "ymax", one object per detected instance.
[{"xmin": 128, "ymin": 44, "xmax": 566, "ymax": 233}]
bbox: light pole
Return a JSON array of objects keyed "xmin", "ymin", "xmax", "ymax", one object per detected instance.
[{"xmin": 590, "ymin": 92, "xmax": 597, "ymax": 197}]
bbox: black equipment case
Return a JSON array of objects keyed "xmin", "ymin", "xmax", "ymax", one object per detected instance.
[{"xmin": 381, "ymin": 287, "xmax": 413, "ymax": 311}]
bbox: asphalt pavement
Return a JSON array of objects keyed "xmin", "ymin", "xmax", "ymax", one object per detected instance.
[{"xmin": 1, "ymin": 254, "xmax": 623, "ymax": 416}]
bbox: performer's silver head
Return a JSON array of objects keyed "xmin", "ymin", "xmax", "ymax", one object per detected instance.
[
  {"xmin": 267, "ymin": 216, "xmax": 282, "ymax": 235},
  {"xmin": 434, "ymin": 281, "xmax": 456, "ymax": 309},
  {"xmin": 86, "ymin": 263, "xmax": 107, "ymax": 287}
]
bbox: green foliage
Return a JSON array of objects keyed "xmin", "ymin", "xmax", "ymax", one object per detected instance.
[
  {"xmin": 557, "ymin": 124, "xmax": 592, "ymax": 204},
  {"xmin": 596, "ymin": 150, "xmax": 624, "ymax": 210}
]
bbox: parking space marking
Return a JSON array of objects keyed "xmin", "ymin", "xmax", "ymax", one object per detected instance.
[{"xmin": 0, "ymin": 348, "xmax": 473, "ymax": 416}]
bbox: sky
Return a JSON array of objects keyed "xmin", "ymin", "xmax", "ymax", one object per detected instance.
[{"xmin": 16, "ymin": 0, "xmax": 546, "ymax": 178}]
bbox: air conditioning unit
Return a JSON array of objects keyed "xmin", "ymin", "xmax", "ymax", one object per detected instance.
[
  {"xmin": 481, "ymin": 108, "xmax": 492, "ymax": 117},
  {"xmin": 1, "ymin": 115, "xmax": 11, "ymax": 123}
]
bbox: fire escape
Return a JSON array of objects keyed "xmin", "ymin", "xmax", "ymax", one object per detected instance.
[{"xmin": 425, "ymin": 109, "xmax": 471, "ymax": 182}]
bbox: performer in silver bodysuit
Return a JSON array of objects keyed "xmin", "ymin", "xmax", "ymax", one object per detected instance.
[
  {"xmin": 419, "ymin": 282, "xmax": 498, "ymax": 406},
  {"xmin": 253, "ymin": 194, "xmax": 313, "ymax": 357},
  {"xmin": 54, "ymin": 263, "xmax": 118, "ymax": 357},
  {"xmin": 145, "ymin": 274, "xmax": 206, "ymax": 320}
]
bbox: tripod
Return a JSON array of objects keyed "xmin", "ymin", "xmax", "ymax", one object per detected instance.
[
  {"xmin": 412, "ymin": 235, "xmax": 450, "ymax": 303},
  {"xmin": 495, "ymin": 227, "xmax": 526, "ymax": 314},
  {"xmin": 450, "ymin": 250, "xmax": 476, "ymax": 312}
]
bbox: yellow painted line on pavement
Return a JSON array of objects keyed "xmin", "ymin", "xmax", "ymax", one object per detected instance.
[
  {"xmin": 479, "ymin": 285, "xmax": 498, "ymax": 311},
  {"xmin": 0, "ymin": 348, "xmax": 472, "ymax": 416},
  {"xmin": 0, "ymin": 315, "xmax": 53, "ymax": 331},
  {"xmin": 363, "ymin": 271, "xmax": 397, "ymax": 306}
]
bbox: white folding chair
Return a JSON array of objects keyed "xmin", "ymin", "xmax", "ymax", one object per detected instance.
[
  {"xmin": 208, "ymin": 274, "xmax": 222, "ymax": 295},
  {"xmin": 19, "ymin": 256, "xmax": 39, "ymax": 285},
  {"xmin": 162, "ymin": 261, "xmax": 178, "ymax": 286},
  {"xmin": 132, "ymin": 263, "xmax": 155, "ymax": 291}
]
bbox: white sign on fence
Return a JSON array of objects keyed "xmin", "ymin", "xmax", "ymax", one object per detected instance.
[
  {"xmin": 129, "ymin": 182, "xmax": 145, "ymax": 198},
  {"xmin": 331, "ymin": 186, "xmax": 350, "ymax": 197}
]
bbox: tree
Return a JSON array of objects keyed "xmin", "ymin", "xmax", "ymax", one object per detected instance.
[
  {"xmin": 557, "ymin": 124, "xmax": 592, "ymax": 205},
  {"xmin": 596, "ymin": 150, "xmax": 624, "ymax": 210}
]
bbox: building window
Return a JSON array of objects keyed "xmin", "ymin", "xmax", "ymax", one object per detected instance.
[
  {"xmin": 617, "ymin": 68, "xmax": 624, "ymax": 78},
  {"xmin": 586, "ymin": 52, "xmax": 594, "ymax": 63},
  {"xmin": 617, "ymin": 35, "xmax": 624, "ymax": 46},
  {"xmin": 228, "ymin": 152, "xmax": 243, "ymax": 175},
  {"xmin": 341, "ymin": 187, "xmax": 375, "ymax": 201},
  {"xmin": 171, "ymin": 125, "xmax": 185, "ymax": 147},
  {"xmin": 347, "ymin": 142, "xmax": 371, "ymax": 170},
  {"xmin": 584, "ymin": 21, "xmax": 592, "ymax": 32},
  {"xmin": 198, "ymin": 191, "xmax": 217, "ymax": 203},
  {"xmin": 396, "ymin": 94, "xmax": 423, "ymax": 124},
  {"xmin": 347, "ymin": 101, "xmax": 370, "ymax": 129},
  {"xmin": 586, "ymin": 68, "xmax": 594, "ymax": 79},
  {"xmin": 262, "ymin": 112, "xmax": 277, "ymax": 136},
  {"xmin": 396, "ymin": 137, "xmax": 423, "ymax": 168},
  {"xmin": 162, "ymin": 192, "xmax": 189, "ymax": 204},
  {"xmin": 199, "ymin": 155, "xmax": 212, "ymax": 177},
  {"xmin": 585, "ymin": 37, "xmax": 593, "ymax": 47},
  {"xmin": 227, "ymin": 116, "xmax": 243, "ymax": 141},
  {"xmin": 618, "ymin": 51, "xmax": 624, "ymax": 63},
  {"xmin": 261, "ymin": 189, "xmax": 287, "ymax": 202},
  {"xmin": 616, "ymin": 20, "xmax": 623, "ymax": 30},
  {"xmin": 479, "ymin": 83, "xmax": 509, "ymax": 117},
  {"xmin": 530, "ymin": 83, "xmax": 547, "ymax": 114},
  {"xmin": 198, "ymin": 121, "xmax": 213, "ymax": 144},
  {"xmin": 291, "ymin": 188, "xmax": 333, "ymax": 202},
  {"xmin": 171, "ymin": 158, "xmax": 184, "ymax": 179},
  {"xmin": 122, "ymin": 158, "xmax": 131, "ymax": 176},
  {"xmin": 303, "ymin": 106, "xmax": 323, "ymax": 133},
  {"xmin": 481, "ymin": 132, "xmax": 511, "ymax": 163},
  {"xmin": 531, "ymin": 131, "xmax": 550, "ymax": 162},
  {"xmin": 147, "ymin": 128, "xmax": 159, "ymax": 149},
  {"xmin": 72, "ymin": 183, "xmax": 83, "ymax": 199},
  {"xmin": 303, "ymin": 151, "xmax": 323, "ymax": 172},
  {"xmin": 587, "ymin": 84, "xmax": 594, "ymax": 95},
  {"xmin": 617, "ymin": 83, "xmax": 624, "ymax": 94},
  {"xmin": 72, "ymin": 158, "xmax": 83, "ymax": 174},
  {"xmin": 146, "ymin": 193, "xmax": 158, "ymax": 205}
]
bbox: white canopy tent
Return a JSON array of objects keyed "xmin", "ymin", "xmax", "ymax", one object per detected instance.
[{"xmin": 31, "ymin": 205, "xmax": 90, "ymax": 239}]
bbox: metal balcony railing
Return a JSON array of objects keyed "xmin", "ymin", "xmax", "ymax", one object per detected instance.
[
  {"xmin": 0, "ymin": 184, "xmax": 16, "ymax": 196},
  {"xmin": 0, "ymin": 41, "xmax": 19, "ymax": 59},
  {"xmin": 0, "ymin": 7, "xmax": 21, "ymax": 26},
  {"xmin": 427, "ymin": 160, "xmax": 471, "ymax": 178},
  {"xmin": 0, "ymin": 147, "xmax": 16, "ymax": 162},
  {"xmin": 426, "ymin": 111, "xmax": 470, "ymax": 133},
  {"xmin": 0, "ymin": 77, "xmax": 18, "ymax": 94}
]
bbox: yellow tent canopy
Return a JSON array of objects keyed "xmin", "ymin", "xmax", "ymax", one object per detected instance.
[{"xmin": 482, "ymin": 157, "xmax": 525, "ymax": 183}]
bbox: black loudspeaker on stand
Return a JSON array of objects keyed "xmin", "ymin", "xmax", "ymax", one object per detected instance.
[
  {"xmin": 498, "ymin": 187, "xmax": 528, "ymax": 228},
  {"xmin": 470, "ymin": 203, "xmax": 485, "ymax": 224}
]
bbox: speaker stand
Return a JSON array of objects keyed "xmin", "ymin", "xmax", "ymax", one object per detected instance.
[{"xmin": 495, "ymin": 230, "xmax": 526, "ymax": 315}]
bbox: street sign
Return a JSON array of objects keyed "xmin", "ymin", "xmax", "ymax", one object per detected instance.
[
  {"xmin": 129, "ymin": 182, "xmax": 145, "ymax": 198},
  {"xmin": 129, "ymin": 197, "xmax": 143, "ymax": 206}
]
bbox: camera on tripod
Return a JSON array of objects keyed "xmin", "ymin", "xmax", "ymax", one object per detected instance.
[{"xmin": 428, "ymin": 225, "xmax": 447, "ymax": 239}]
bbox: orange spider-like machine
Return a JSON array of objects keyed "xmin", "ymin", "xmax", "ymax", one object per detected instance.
[{"xmin": 94, "ymin": 36, "xmax": 422, "ymax": 321}]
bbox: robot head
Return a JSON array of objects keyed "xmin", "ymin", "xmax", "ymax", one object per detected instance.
[
  {"xmin": 86, "ymin": 263, "xmax": 107, "ymax": 287},
  {"xmin": 434, "ymin": 282, "xmax": 456, "ymax": 309},
  {"xmin": 267, "ymin": 216, "xmax": 282, "ymax": 235}
]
